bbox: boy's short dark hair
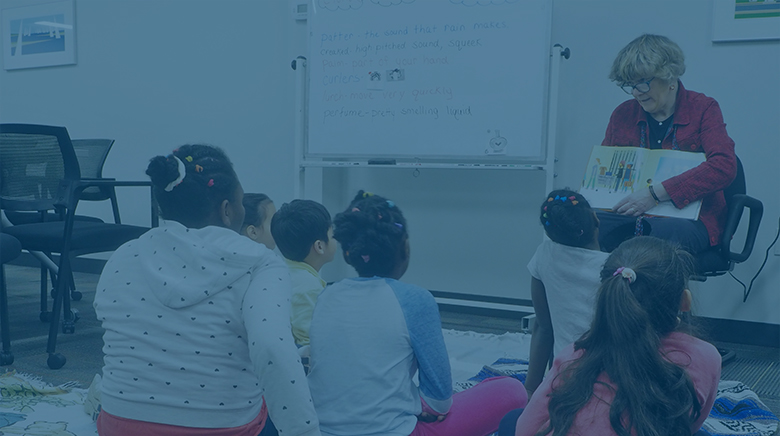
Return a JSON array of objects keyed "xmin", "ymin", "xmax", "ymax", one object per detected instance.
[{"xmin": 270, "ymin": 200, "xmax": 332, "ymax": 261}]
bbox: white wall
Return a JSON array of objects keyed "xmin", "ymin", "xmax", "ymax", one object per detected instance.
[{"xmin": 1, "ymin": 0, "xmax": 777, "ymax": 325}]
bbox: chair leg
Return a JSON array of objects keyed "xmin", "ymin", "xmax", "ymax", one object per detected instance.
[
  {"xmin": 40, "ymin": 264, "xmax": 50, "ymax": 322},
  {"xmin": 0, "ymin": 265, "xmax": 14, "ymax": 365},
  {"xmin": 46, "ymin": 257, "xmax": 69, "ymax": 370},
  {"xmin": 110, "ymin": 188, "xmax": 122, "ymax": 224}
]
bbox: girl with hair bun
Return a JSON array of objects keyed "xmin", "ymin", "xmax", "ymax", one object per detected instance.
[
  {"xmin": 94, "ymin": 144, "xmax": 320, "ymax": 436},
  {"xmin": 307, "ymin": 191, "xmax": 527, "ymax": 436},
  {"xmin": 508, "ymin": 237, "xmax": 720, "ymax": 436}
]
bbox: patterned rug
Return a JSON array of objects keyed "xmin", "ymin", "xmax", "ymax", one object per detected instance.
[
  {"xmin": 0, "ymin": 371, "xmax": 97, "ymax": 436},
  {"xmin": 0, "ymin": 330, "xmax": 776, "ymax": 436}
]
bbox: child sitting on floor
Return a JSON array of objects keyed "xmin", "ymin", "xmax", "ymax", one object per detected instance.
[
  {"xmin": 502, "ymin": 236, "xmax": 721, "ymax": 436},
  {"xmin": 307, "ymin": 190, "xmax": 527, "ymax": 436},
  {"xmin": 524, "ymin": 189, "xmax": 609, "ymax": 397},
  {"xmin": 270, "ymin": 199, "xmax": 336, "ymax": 347},
  {"xmin": 94, "ymin": 145, "xmax": 319, "ymax": 436},
  {"xmin": 241, "ymin": 193, "xmax": 277, "ymax": 250}
]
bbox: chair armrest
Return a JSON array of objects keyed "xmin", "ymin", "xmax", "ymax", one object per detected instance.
[
  {"xmin": 720, "ymin": 194, "xmax": 763, "ymax": 263},
  {"xmin": 55, "ymin": 179, "xmax": 158, "ymax": 228}
]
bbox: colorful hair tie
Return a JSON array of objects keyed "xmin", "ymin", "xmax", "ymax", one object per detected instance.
[
  {"xmin": 164, "ymin": 156, "xmax": 187, "ymax": 192},
  {"xmin": 387, "ymin": 200, "xmax": 395, "ymax": 208},
  {"xmin": 361, "ymin": 254, "xmax": 370, "ymax": 263},
  {"xmin": 207, "ymin": 179, "xmax": 215, "ymax": 187},
  {"xmin": 195, "ymin": 164, "xmax": 203, "ymax": 173},
  {"xmin": 547, "ymin": 197, "xmax": 554, "ymax": 202},
  {"xmin": 612, "ymin": 267, "xmax": 637, "ymax": 284},
  {"xmin": 571, "ymin": 200, "xmax": 579, "ymax": 206},
  {"xmin": 394, "ymin": 222, "xmax": 403, "ymax": 229},
  {"xmin": 543, "ymin": 206, "xmax": 547, "ymax": 211},
  {"xmin": 544, "ymin": 221, "xmax": 551, "ymax": 226},
  {"xmin": 184, "ymin": 156, "xmax": 193, "ymax": 162},
  {"xmin": 568, "ymin": 196, "xmax": 576, "ymax": 200},
  {"xmin": 542, "ymin": 213, "xmax": 547, "ymax": 218},
  {"xmin": 362, "ymin": 192, "xmax": 374, "ymax": 198},
  {"xmin": 351, "ymin": 207, "xmax": 360, "ymax": 212}
]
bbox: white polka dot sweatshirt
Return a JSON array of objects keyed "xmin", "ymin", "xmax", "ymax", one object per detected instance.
[{"xmin": 94, "ymin": 220, "xmax": 321, "ymax": 436}]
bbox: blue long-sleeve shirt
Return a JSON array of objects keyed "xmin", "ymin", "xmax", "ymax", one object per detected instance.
[{"xmin": 307, "ymin": 277, "xmax": 452, "ymax": 436}]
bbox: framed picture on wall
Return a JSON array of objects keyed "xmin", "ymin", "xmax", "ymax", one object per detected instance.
[
  {"xmin": 2, "ymin": 0, "xmax": 76, "ymax": 70},
  {"xmin": 712, "ymin": 0, "xmax": 780, "ymax": 41}
]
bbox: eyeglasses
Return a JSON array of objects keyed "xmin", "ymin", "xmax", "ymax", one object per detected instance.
[{"xmin": 620, "ymin": 77, "xmax": 654, "ymax": 95}]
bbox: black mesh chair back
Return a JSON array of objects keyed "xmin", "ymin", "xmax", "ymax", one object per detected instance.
[
  {"xmin": 72, "ymin": 139, "xmax": 115, "ymax": 200},
  {"xmin": 72, "ymin": 139, "xmax": 121, "ymax": 222},
  {"xmin": 0, "ymin": 126, "xmax": 78, "ymax": 213}
]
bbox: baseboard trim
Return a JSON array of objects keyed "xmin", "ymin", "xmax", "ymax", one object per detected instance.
[
  {"xmin": 692, "ymin": 316, "xmax": 780, "ymax": 348},
  {"xmin": 430, "ymin": 291, "xmax": 779, "ymax": 348},
  {"xmin": 431, "ymin": 290, "xmax": 533, "ymax": 319},
  {"xmin": 7, "ymin": 257, "xmax": 777, "ymax": 347},
  {"xmin": 9, "ymin": 252, "xmax": 107, "ymax": 275}
]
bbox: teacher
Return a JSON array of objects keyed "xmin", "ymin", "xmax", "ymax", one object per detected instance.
[{"xmin": 597, "ymin": 34, "xmax": 737, "ymax": 254}]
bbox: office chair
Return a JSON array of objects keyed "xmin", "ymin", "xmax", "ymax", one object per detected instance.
[
  {"xmin": 0, "ymin": 123, "xmax": 153, "ymax": 369},
  {"xmin": 0, "ymin": 233, "xmax": 22, "ymax": 365},
  {"xmin": 692, "ymin": 157, "xmax": 763, "ymax": 281}
]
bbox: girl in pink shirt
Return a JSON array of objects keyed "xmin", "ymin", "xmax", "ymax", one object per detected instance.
[{"xmin": 502, "ymin": 236, "xmax": 720, "ymax": 436}]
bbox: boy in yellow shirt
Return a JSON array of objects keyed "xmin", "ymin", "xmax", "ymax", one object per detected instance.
[{"xmin": 270, "ymin": 200, "xmax": 336, "ymax": 346}]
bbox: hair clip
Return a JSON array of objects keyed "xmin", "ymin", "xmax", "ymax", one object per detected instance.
[
  {"xmin": 362, "ymin": 192, "xmax": 374, "ymax": 198},
  {"xmin": 345, "ymin": 250, "xmax": 350, "ymax": 257},
  {"xmin": 543, "ymin": 206, "xmax": 547, "ymax": 211},
  {"xmin": 377, "ymin": 213, "xmax": 383, "ymax": 220},
  {"xmin": 544, "ymin": 221, "xmax": 551, "ymax": 226},
  {"xmin": 361, "ymin": 254, "xmax": 370, "ymax": 263},
  {"xmin": 547, "ymin": 197, "xmax": 554, "ymax": 202},
  {"xmin": 184, "ymin": 156, "xmax": 193, "ymax": 162},
  {"xmin": 387, "ymin": 200, "xmax": 395, "ymax": 208},
  {"xmin": 613, "ymin": 267, "xmax": 637, "ymax": 284},
  {"xmin": 207, "ymin": 179, "xmax": 215, "ymax": 187},
  {"xmin": 195, "ymin": 165, "xmax": 203, "ymax": 173},
  {"xmin": 351, "ymin": 207, "xmax": 360, "ymax": 212},
  {"xmin": 394, "ymin": 222, "xmax": 403, "ymax": 229},
  {"xmin": 164, "ymin": 156, "xmax": 187, "ymax": 192},
  {"xmin": 542, "ymin": 213, "xmax": 547, "ymax": 218},
  {"xmin": 571, "ymin": 200, "xmax": 579, "ymax": 206},
  {"xmin": 568, "ymin": 196, "xmax": 576, "ymax": 200}
]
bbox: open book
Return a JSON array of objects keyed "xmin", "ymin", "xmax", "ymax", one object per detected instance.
[{"xmin": 579, "ymin": 145, "xmax": 705, "ymax": 220}]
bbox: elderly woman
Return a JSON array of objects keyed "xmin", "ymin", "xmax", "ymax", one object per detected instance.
[{"xmin": 597, "ymin": 34, "xmax": 737, "ymax": 254}]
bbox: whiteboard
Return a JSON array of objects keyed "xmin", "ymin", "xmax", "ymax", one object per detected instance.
[{"xmin": 307, "ymin": 0, "xmax": 552, "ymax": 160}]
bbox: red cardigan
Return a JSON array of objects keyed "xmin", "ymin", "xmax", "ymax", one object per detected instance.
[{"xmin": 602, "ymin": 81, "xmax": 737, "ymax": 246}]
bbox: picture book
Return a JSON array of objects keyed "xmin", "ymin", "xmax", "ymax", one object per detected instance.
[{"xmin": 579, "ymin": 145, "xmax": 705, "ymax": 220}]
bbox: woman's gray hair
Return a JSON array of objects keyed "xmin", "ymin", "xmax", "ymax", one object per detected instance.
[{"xmin": 609, "ymin": 34, "xmax": 686, "ymax": 85}]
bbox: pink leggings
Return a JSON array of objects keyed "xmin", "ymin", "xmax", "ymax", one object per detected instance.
[{"xmin": 410, "ymin": 377, "xmax": 527, "ymax": 436}]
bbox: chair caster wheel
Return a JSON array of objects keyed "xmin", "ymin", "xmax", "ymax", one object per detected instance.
[
  {"xmin": 62, "ymin": 320, "xmax": 76, "ymax": 334},
  {"xmin": 0, "ymin": 351, "xmax": 14, "ymax": 366},
  {"xmin": 47, "ymin": 353, "xmax": 66, "ymax": 369},
  {"xmin": 71, "ymin": 291, "xmax": 82, "ymax": 301},
  {"xmin": 39, "ymin": 311, "xmax": 51, "ymax": 322}
]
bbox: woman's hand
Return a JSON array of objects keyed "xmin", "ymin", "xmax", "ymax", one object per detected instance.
[
  {"xmin": 417, "ymin": 412, "xmax": 447, "ymax": 423},
  {"xmin": 613, "ymin": 188, "xmax": 657, "ymax": 217}
]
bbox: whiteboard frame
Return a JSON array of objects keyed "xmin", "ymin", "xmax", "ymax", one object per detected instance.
[{"xmin": 294, "ymin": 44, "xmax": 569, "ymax": 201}]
